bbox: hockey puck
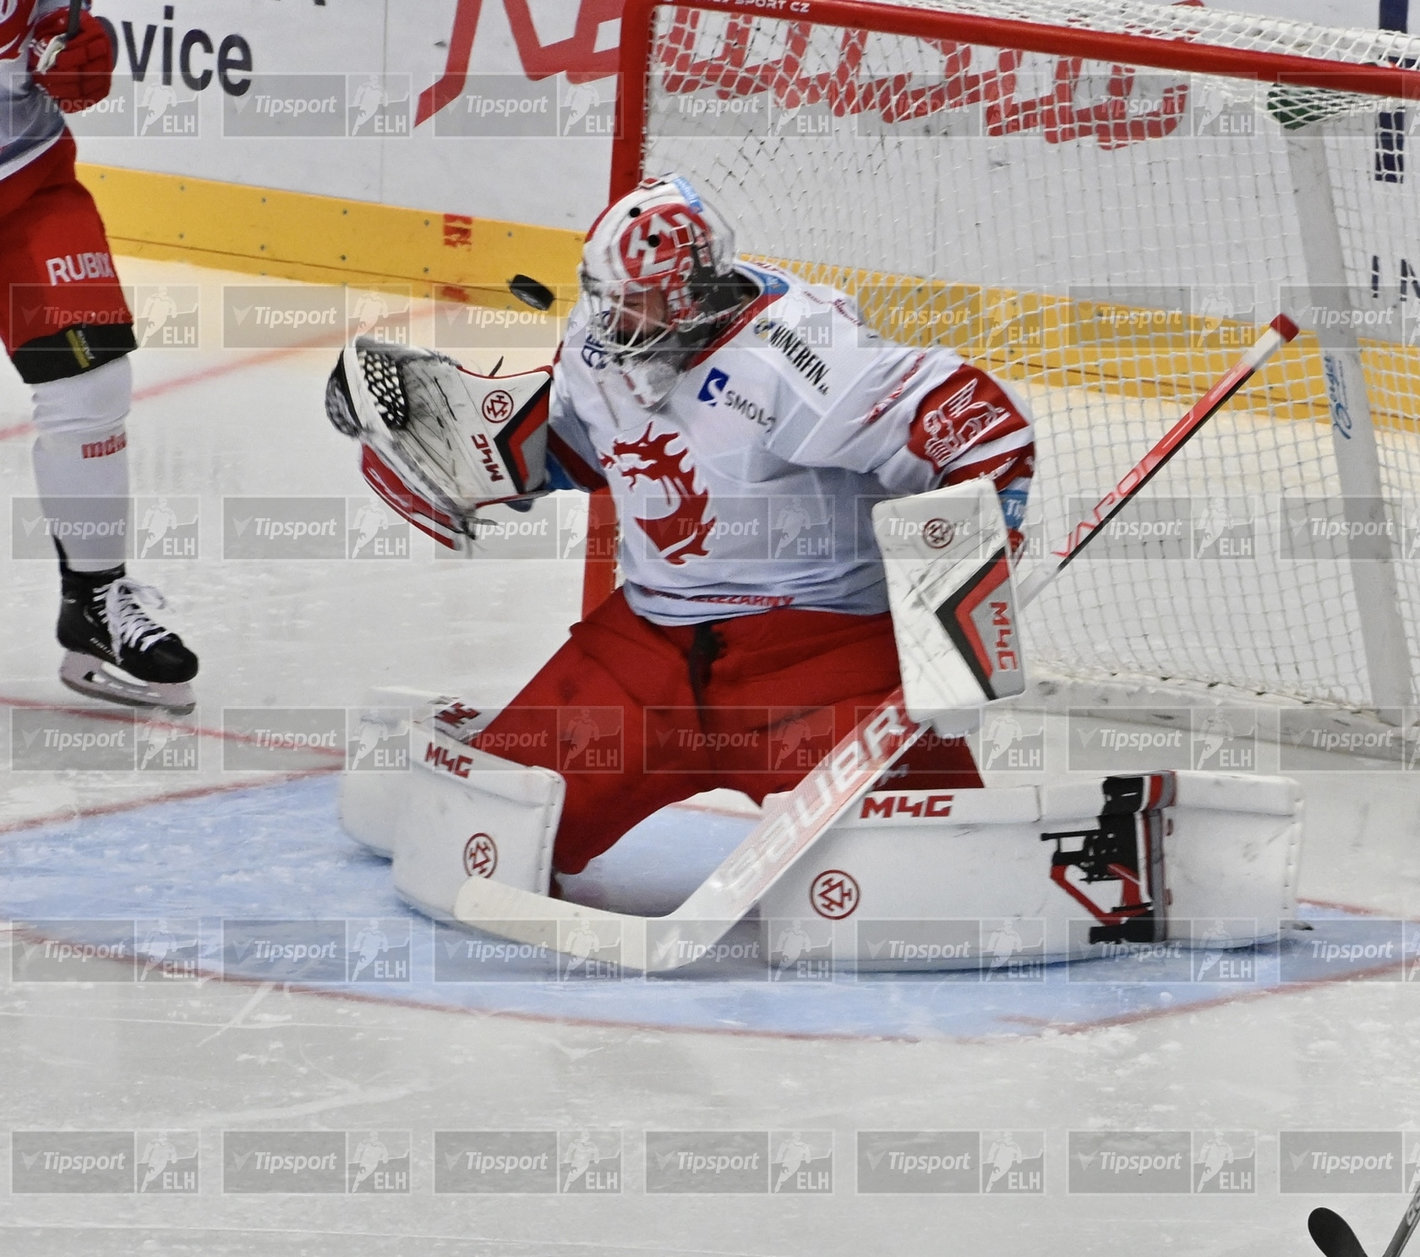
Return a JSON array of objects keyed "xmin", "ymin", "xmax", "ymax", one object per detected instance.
[{"xmin": 508, "ymin": 274, "xmax": 556, "ymax": 311}]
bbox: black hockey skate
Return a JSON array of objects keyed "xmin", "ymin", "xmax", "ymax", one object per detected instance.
[{"xmin": 57, "ymin": 565, "xmax": 198, "ymax": 714}]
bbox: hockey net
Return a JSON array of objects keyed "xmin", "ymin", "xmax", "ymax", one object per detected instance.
[{"xmin": 605, "ymin": 0, "xmax": 1420, "ymax": 719}]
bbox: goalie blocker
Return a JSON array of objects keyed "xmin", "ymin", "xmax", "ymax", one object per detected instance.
[{"xmin": 339, "ymin": 691, "xmax": 1299, "ymax": 970}]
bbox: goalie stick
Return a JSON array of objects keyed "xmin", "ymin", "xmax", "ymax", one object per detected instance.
[
  {"xmin": 454, "ymin": 314, "xmax": 1300, "ymax": 972},
  {"xmin": 34, "ymin": 0, "xmax": 85, "ymax": 74},
  {"xmin": 1310, "ymin": 1170, "xmax": 1420, "ymax": 1257}
]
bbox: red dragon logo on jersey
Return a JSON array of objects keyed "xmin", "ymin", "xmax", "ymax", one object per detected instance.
[
  {"xmin": 0, "ymin": 1, "xmax": 35, "ymax": 62},
  {"xmin": 607, "ymin": 425, "xmax": 716, "ymax": 565},
  {"xmin": 908, "ymin": 367, "xmax": 1014, "ymax": 473}
]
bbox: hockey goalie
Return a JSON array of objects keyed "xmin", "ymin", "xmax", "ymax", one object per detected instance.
[{"xmin": 325, "ymin": 174, "xmax": 1299, "ymax": 971}]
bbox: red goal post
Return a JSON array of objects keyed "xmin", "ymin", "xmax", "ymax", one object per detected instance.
[{"xmin": 587, "ymin": 0, "xmax": 1420, "ymax": 722}]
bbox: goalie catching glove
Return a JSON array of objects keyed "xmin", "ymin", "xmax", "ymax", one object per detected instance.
[{"xmin": 324, "ymin": 338, "xmax": 553, "ymax": 550}]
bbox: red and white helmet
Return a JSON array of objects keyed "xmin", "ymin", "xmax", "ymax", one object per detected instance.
[{"xmin": 578, "ymin": 174, "xmax": 736, "ymax": 361}]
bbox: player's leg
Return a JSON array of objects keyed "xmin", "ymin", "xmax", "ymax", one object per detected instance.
[
  {"xmin": 473, "ymin": 588, "xmax": 712, "ymax": 875},
  {"xmin": 701, "ymin": 607, "xmax": 984, "ymax": 801},
  {"xmin": 0, "ymin": 138, "xmax": 197, "ymax": 712}
]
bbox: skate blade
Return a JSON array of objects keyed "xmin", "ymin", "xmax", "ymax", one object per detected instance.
[{"xmin": 60, "ymin": 652, "xmax": 196, "ymax": 716}]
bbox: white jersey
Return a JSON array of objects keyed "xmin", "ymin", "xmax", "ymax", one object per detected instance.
[
  {"xmin": 0, "ymin": 1, "xmax": 70, "ymax": 183},
  {"xmin": 548, "ymin": 262, "xmax": 1034, "ymax": 625}
]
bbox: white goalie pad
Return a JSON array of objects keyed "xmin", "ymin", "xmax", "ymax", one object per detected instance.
[
  {"xmin": 873, "ymin": 480, "xmax": 1025, "ymax": 728},
  {"xmin": 340, "ymin": 687, "xmax": 497, "ymax": 858},
  {"xmin": 756, "ymin": 771, "xmax": 1301, "ymax": 972},
  {"xmin": 390, "ymin": 737, "xmax": 565, "ymax": 923},
  {"xmin": 325, "ymin": 337, "xmax": 553, "ymax": 551}
]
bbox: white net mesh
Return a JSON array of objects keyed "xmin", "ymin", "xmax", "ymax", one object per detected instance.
[{"xmin": 628, "ymin": 0, "xmax": 1420, "ymax": 714}]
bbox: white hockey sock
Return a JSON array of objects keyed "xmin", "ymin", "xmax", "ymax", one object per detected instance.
[{"xmin": 30, "ymin": 357, "xmax": 134, "ymax": 572}]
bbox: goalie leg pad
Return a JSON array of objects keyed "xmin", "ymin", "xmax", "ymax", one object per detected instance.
[
  {"xmin": 757, "ymin": 771, "xmax": 1300, "ymax": 971},
  {"xmin": 340, "ymin": 687, "xmax": 499, "ymax": 858},
  {"xmin": 391, "ymin": 739, "xmax": 564, "ymax": 923}
]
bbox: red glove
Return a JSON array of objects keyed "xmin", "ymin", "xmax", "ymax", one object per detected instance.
[{"xmin": 30, "ymin": 9, "xmax": 116, "ymax": 114}]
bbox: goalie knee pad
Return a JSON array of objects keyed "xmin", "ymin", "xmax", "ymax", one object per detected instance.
[
  {"xmin": 390, "ymin": 739, "xmax": 565, "ymax": 922},
  {"xmin": 338, "ymin": 686, "xmax": 564, "ymax": 923},
  {"xmin": 340, "ymin": 687, "xmax": 499, "ymax": 858}
]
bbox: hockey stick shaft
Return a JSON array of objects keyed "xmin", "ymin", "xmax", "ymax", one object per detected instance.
[
  {"xmin": 33, "ymin": 0, "xmax": 86, "ymax": 74},
  {"xmin": 456, "ymin": 315, "xmax": 1298, "ymax": 970},
  {"xmin": 1015, "ymin": 313, "xmax": 1298, "ymax": 604}
]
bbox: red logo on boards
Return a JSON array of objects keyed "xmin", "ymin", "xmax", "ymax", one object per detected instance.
[
  {"xmin": 810, "ymin": 869, "xmax": 860, "ymax": 920},
  {"xmin": 463, "ymin": 832, "xmax": 498, "ymax": 878}
]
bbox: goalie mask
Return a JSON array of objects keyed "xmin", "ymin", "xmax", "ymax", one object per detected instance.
[
  {"xmin": 325, "ymin": 338, "xmax": 551, "ymax": 551},
  {"xmin": 579, "ymin": 174, "xmax": 738, "ymax": 406}
]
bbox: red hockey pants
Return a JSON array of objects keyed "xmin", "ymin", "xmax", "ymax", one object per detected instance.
[{"xmin": 475, "ymin": 589, "xmax": 982, "ymax": 874}]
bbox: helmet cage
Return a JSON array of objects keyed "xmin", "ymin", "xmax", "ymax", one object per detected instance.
[{"xmin": 579, "ymin": 178, "xmax": 736, "ymax": 365}]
